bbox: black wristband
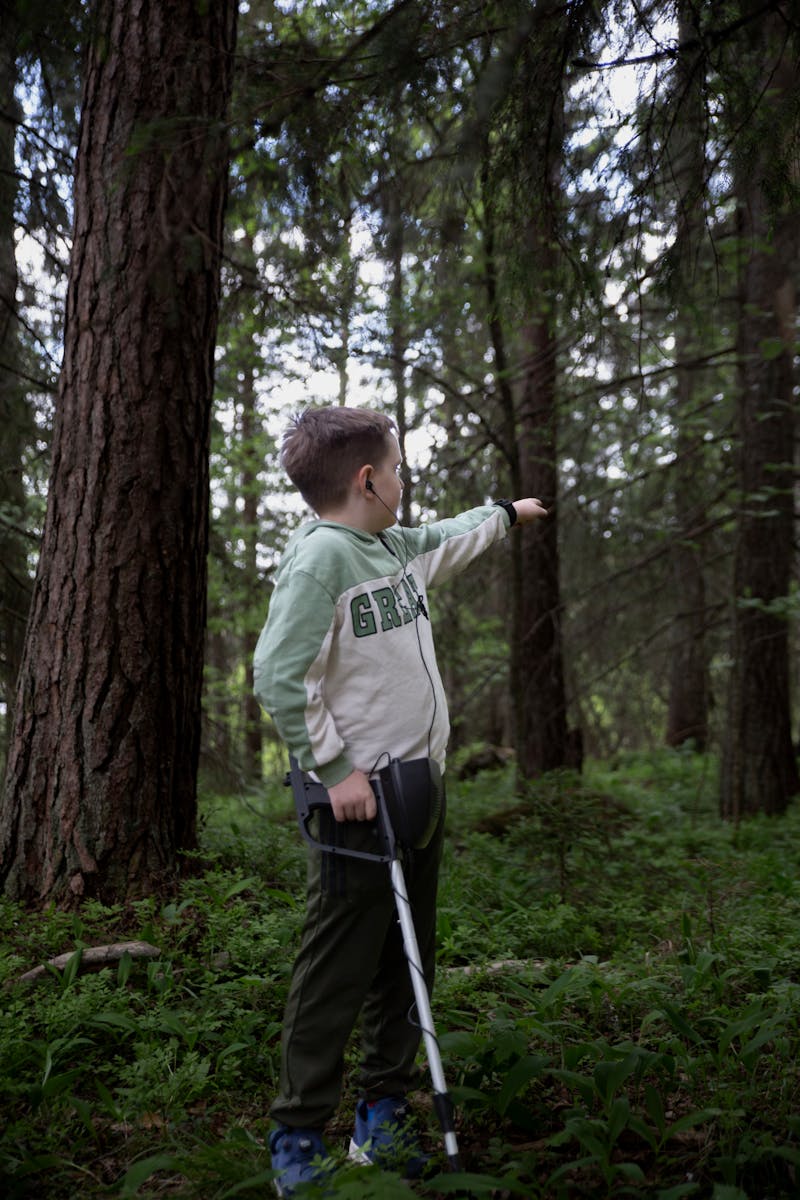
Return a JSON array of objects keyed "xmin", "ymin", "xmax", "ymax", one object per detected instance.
[{"xmin": 493, "ymin": 499, "xmax": 517, "ymax": 527}]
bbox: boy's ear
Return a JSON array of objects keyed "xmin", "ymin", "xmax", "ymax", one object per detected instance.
[{"xmin": 356, "ymin": 464, "xmax": 374, "ymax": 497}]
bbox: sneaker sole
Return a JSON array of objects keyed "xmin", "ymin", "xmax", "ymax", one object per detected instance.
[{"xmin": 348, "ymin": 1136, "xmax": 373, "ymax": 1165}]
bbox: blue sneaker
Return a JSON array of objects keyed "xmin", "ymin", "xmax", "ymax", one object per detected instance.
[
  {"xmin": 268, "ymin": 1125, "xmax": 333, "ymax": 1197},
  {"xmin": 348, "ymin": 1096, "xmax": 429, "ymax": 1178}
]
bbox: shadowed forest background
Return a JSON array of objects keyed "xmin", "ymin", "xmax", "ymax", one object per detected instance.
[{"xmin": 0, "ymin": 1, "xmax": 799, "ymax": 1196}]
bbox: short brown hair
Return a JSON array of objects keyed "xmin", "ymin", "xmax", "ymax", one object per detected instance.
[{"xmin": 281, "ymin": 407, "xmax": 397, "ymax": 513}]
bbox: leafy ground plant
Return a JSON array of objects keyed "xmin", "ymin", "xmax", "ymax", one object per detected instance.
[{"xmin": 1, "ymin": 750, "xmax": 799, "ymax": 1196}]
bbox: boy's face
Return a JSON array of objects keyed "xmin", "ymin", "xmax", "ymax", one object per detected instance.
[{"xmin": 368, "ymin": 434, "xmax": 404, "ymax": 528}]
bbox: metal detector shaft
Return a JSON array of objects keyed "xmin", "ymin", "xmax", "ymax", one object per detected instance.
[{"xmin": 389, "ymin": 854, "xmax": 462, "ymax": 1170}]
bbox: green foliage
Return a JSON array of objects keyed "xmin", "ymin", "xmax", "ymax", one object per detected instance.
[{"xmin": 1, "ymin": 751, "xmax": 799, "ymax": 1196}]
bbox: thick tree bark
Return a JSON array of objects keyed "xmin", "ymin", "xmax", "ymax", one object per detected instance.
[
  {"xmin": 0, "ymin": 0, "xmax": 238, "ymax": 904},
  {"xmin": 720, "ymin": 6, "xmax": 799, "ymax": 818}
]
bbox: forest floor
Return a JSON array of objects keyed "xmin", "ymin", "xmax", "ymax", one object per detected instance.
[{"xmin": 1, "ymin": 749, "xmax": 799, "ymax": 1198}]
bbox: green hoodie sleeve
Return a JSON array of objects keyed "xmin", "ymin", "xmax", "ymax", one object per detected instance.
[
  {"xmin": 253, "ymin": 567, "xmax": 353, "ymax": 787},
  {"xmin": 387, "ymin": 504, "xmax": 510, "ymax": 588}
]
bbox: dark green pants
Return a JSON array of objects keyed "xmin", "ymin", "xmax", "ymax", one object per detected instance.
[{"xmin": 271, "ymin": 797, "xmax": 446, "ymax": 1129}]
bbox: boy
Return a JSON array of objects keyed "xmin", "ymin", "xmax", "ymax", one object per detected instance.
[{"xmin": 254, "ymin": 406, "xmax": 546, "ymax": 1196}]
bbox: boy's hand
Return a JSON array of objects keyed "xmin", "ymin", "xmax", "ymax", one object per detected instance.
[
  {"xmin": 513, "ymin": 498, "xmax": 548, "ymax": 524},
  {"xmin": 328, "ymin": 769, "xmax": 377, "ymax": 822}
]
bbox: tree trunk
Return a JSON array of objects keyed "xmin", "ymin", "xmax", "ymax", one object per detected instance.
[
  {"xmin": 665, "ymin": 0, "xmax": 709, "ymax": 752},
  {"xmin": 720, "ymin": 6, "xmax": 799, "ymax": 818},
  {"xmin": 515, "ymin": 307, "xmax": 568, "ymax": 776},
  {"xmin": 385, "ymin": 184, "xmax": 414, "ymax": 526},
  {"xmin": 666, "ymin": 511, "xmax": 709, "ymax": 750},
  {"xmin": 0, "ymin": 0, "xmax": 238, "ymax": 904},
  {"xmin": 514, "ymin": 31, "xmax": 568, "ymax": 779},
  {"xmin": 240, "ymin": 352, "xmax": 264, "ymax": 781},
  {"xmin": 203, "ymin": 626, "xmax": 236, "ymax": 785},
  {"xmin": 0, "ymin": 23, "xmax": 31, "ymax": 770}
]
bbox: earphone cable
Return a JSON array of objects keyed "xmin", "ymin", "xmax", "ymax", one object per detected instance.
[{"xmin": 377, "ymin": 519, "xmax": 437, "ymax": 759}]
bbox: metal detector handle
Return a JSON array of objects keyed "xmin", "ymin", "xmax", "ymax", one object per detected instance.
[{"xmin": 287, "ymin": 755, "xmax": 395, "ymax": 863}]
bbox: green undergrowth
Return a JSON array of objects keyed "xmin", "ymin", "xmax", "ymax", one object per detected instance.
[{"xmin": 1, "ymin": 749, "xmax": 799, "ymax": 1197}]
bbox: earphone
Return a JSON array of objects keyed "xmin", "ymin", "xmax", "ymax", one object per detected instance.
[{"xmin": 365, "ymin": 478, "xmax": 375, "ymax": 493}]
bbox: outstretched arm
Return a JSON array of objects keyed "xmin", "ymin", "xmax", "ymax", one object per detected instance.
[{"xmin": 391, "ymin": 498, "xmax": 551, "ymax": 591}]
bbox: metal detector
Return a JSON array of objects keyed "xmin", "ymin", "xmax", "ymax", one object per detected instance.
[{"xmin": 287, "ymin": 754, "xmax": 462, "ymax": 1172}]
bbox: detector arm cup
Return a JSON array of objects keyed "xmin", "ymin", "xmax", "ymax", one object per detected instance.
[{"xmin": 287, "ymin": 754, "xmax": 442, "ymax": 863}]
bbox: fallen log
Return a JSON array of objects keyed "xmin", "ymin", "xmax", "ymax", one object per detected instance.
[
  {"xmin": 15, "ymin": 941, "xmax": 161, "ymax": 986},
  {"xmin": 445, "ymin": 958, "xmax": 545, "ymax": 975}
]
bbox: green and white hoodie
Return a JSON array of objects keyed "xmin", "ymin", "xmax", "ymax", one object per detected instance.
[{"xmin": 253, "ymin": 504, "xmax": 511, "ymax": 786}]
